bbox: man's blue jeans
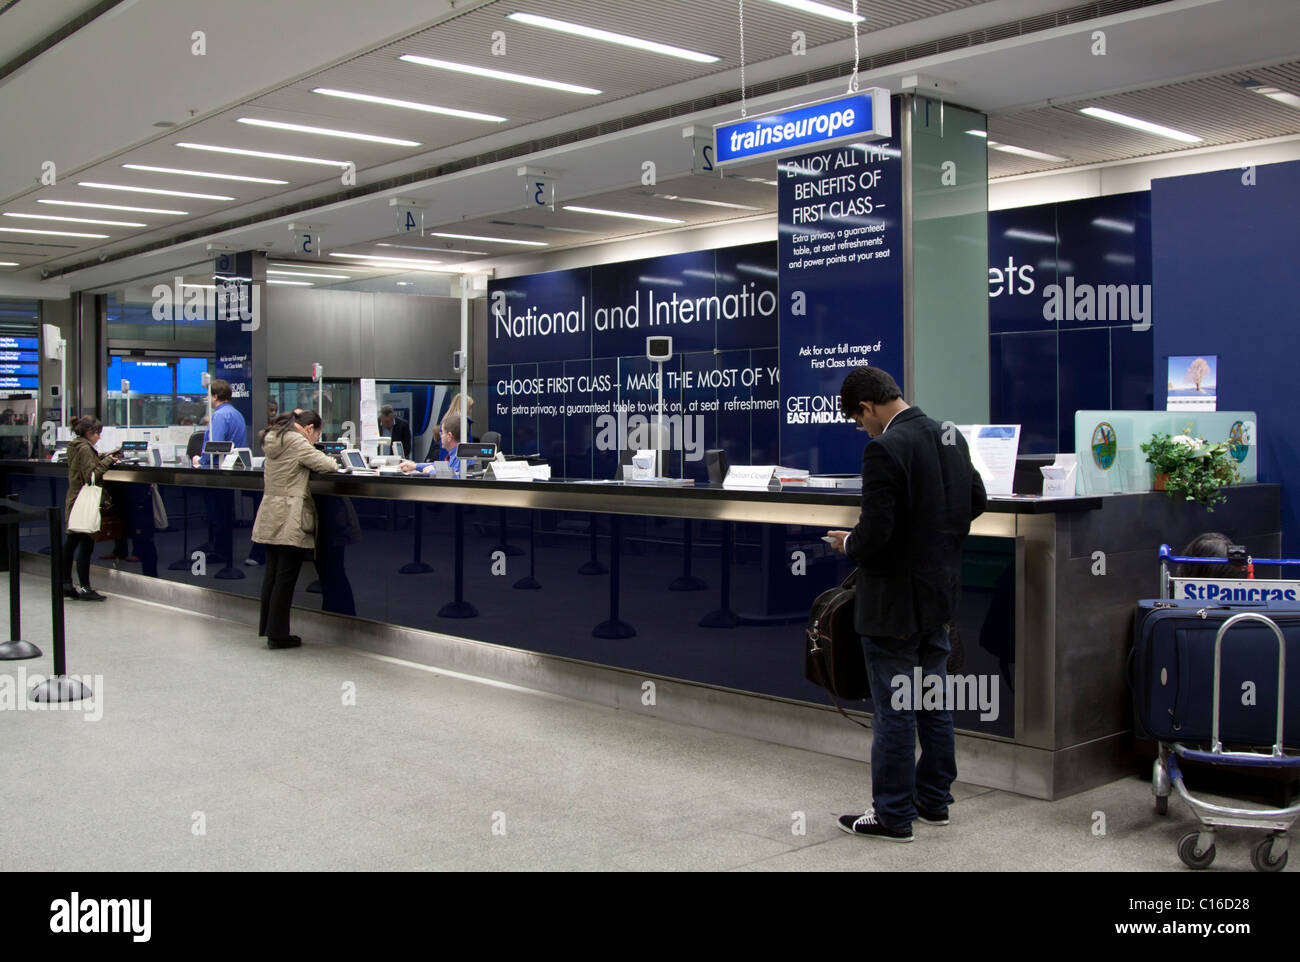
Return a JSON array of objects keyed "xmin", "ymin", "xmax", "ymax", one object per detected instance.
[{"xmin": 862, "ymin": 626, "xmax": 958, "ymax": 829}]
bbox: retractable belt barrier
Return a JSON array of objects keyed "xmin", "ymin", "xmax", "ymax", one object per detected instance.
[{"xmin": 0, "ymin": 496, "xmax": 93, "ymax": 703}]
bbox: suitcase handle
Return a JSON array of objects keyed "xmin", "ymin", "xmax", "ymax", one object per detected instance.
[{"xmin": 1210, "ymin": 613, "xmax": 1288, "ymax": 756}]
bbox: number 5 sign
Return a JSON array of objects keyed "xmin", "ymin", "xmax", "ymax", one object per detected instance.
[{"xmin": 517, "ymin": 165, "xmax": 562, "ymax": 211}]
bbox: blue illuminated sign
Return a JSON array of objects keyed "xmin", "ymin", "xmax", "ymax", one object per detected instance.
[
  {"xmin": 0, "ymin": 337, "xmax": 38, "ymax": 351},
  {"xmin": 714, "ymin": 89, "xmax": 891, "ymax": 167}
]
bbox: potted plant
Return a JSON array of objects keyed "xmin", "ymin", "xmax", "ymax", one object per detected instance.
[{"xmin": 1140, "ymin": 429, "xmax": 1241, "ymax": 510}]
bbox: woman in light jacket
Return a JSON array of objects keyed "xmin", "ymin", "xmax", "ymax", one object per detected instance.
[
  {"xmin": 251, "ymin": 409, "xmax": 342, "ymax": 649},
  {"xmin": 63, "ymin": 416, "xmax": 121, "ymax": 600}
]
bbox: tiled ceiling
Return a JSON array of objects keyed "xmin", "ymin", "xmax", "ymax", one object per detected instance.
[
  {"xmin": 1, "ymin": 0, "xmax": 995, "ymax": 274},
  {"xmin": 986, "ymin": 61, "xmax": 1300, "ymax": 177}
]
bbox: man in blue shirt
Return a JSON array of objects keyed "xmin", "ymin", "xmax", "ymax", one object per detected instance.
[
  {"xmin": 400, "ymin": 414, "xmax": 462, "ymax": 478},
  {"xmin": 192, "ymin": 378, "xmax": 247, "ymax": 467}
]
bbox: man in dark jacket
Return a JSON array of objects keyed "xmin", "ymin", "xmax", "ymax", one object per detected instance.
[
  {"xmin": 378, "ymin": 405, "xmax": 412, "ymax": 459},
  {"xmin": 825, "ymin": 367, "xmax": 987, "ymax": 843}
]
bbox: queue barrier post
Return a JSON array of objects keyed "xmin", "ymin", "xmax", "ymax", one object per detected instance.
[
  {"xmin": 30, "ymin": 506, "xmax": 92, "ymax": 704},
  {"xmin": 0, "ymin": 497, "xmax": 42, "ymax": 660}
]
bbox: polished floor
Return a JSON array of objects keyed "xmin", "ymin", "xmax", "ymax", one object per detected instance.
[{"xmin": 0, "ymin": 578, "xmax": 1289, "ymax": 872}]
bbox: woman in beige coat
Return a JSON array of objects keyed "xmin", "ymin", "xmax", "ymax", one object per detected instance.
[{"xmin": 252, "ymin": 409, "xmax": 342, "ymax": 649}]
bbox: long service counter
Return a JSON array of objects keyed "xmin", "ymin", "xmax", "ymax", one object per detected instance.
[{"xmin": 1, "ymin": 459, "xmax": 1282, "ymax": 799}]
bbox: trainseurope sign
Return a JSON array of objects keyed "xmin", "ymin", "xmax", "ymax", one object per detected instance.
[{"xmin": 714, "ymin": 89, "xmax": 891, "ymax": 167}]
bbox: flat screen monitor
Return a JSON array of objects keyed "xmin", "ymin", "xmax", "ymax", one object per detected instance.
[
  {"xmin": 203, "ymin": 440, "xmax": 233, "ymax": 455},
  {"xmin": 457, "ymin": 442, "xmax": 497, "ymax": 461},
  {"xmin": 342, "ymin": 450, "xmax": 367, "ymax": 471},
  {"xmin": 315, "ymin": 441, "xmax": 346, "ymax": 455},
  {"xmin": 120, "ymin": 440, "xmax": 149, "ymax": 454}
]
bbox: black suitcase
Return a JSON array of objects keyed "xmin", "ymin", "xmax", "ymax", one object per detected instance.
[{"xmin": 1132, "ymin": 600, "xmax": 1300, "ymax": 747}]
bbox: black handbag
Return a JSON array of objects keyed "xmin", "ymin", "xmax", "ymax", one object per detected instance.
[{"xmin": 805, "ymin": 570, "xmax": 872, "ymax": 729}]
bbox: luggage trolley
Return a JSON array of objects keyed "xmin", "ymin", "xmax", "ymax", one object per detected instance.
[{"xmin": 1151, "ymin": 544, "xmax": 1300, "ymax": 871}]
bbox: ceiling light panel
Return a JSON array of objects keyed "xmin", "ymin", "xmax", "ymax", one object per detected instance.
[
  {"xmin": 122, "ymin": 164, "xmax": 288, "ymax": 185},
  {"xmin": 506, "ymin": 12, "xmax": 719, "ymax": 62}
]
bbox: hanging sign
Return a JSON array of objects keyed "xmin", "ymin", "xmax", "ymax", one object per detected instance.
[{"xmin": 714, "ymin": 89, "xmax": 891, "ymax": 167}]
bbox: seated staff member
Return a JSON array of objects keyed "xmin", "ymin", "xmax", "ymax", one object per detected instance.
[
  {"xmin": 62, "ymin": 416, "xmax": 122, "ymax": 601},
  {"xmin": 251, "ymin": 409, "xmax": 344, "ymax": 650},
  {"xmin": 377, "ymin": 404, "xmax": 412, "ymax": 457},
  {"xmin": 398, "ymin": 414, "xmax": 463, "ymax": 478}
]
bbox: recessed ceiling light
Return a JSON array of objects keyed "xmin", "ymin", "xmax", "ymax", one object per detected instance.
[
  {"xmin": 177, "ymin": 143, "xmax": 350, "ymax": 167},
  {"xmin": 0, "ymin": 227, "xmax": 109, "ymax": 238},
  {"xmin": 312, "ymin": 88, "xmax": 506, "ymax": 123},
  {"xmin": 267, "ymin": 279, "xmax": 313, "ymax": 286},
  {"xmin": 398, "ymin": 54, "xmax": 601, "ymax": 95},
  {"xmin": 1078, "ymin": 107, "xmax": 1202, "ymax": 143},
  {"xmin": 236, "ymin": 118, "xmax": 419, "ymax": 147},
  {"xmin": 966, "ymin": 129, "xmax": 987, "ymax": 138},
  {"xmin": 425, "ymin": 231, "xmax": 547, "ymax": 247},
  {"xmin": 506, "ymin": 13, "xmax": 719, "ymax": 63},
  {"xmin": 4, "ymin": 212, "xmax": 146, "ymax": 228},
  {"xmin": 1091, "ymin": 217, "xmax": 1135, "ymax": 234},
  {"xmin": 37, "ymin": 199, "xmax": 187, "ymax": 215},
  {"xmin": 1243, "ymin": 84, "xmax": 1300, "ymax": 110},
  {"xmin": 122, "ymin": 164, "xmax": 288, "ymax": 185},
  {"xmin": 78, "ymin": 182, "xmax": 235, "ymax": 200},
  {"xmin": 377, "ymin": 243, "xmax": 489, "ymax": 255},
  {"xmin": 266, "ymin": 270, "xmax": 352, "ymax": 280},
  {"xmin": 562, "ymin": 206, "xmax": 686, "ymax": 224},
  {"xmin": 396, "ymin": 281, "xmax": 413, "ymax": 286},
  {"xmin": 761, "ymin": 0, "xmax": 865, "ymax": 23},
  {"xmin": 986, "ymin": 142, "xmax": 1069, "ymax": 163},
  {"xmin": 656, "ymin": 194, "xmax": 763, "ymax": 211}
]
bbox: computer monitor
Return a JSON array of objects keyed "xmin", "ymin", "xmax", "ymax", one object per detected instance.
[
  {"xmin": 203, "ymin": 440, "xmax": 233, "ymax": 455},
  {"xmin": 392, "ymin": 441, "xmax": 404, "ymax": 460},
  {"xmin": 314, "ymin": 441, "xmax": 346, "ymax": 465},
  {"xmin": 148, "ymin": 447, "xmax": 163, "ymax": 467},
  {"xmin": 120, "ymin": 440, "xmax": 149, "ymax": 457},
  {"xmin": 456, "ymin": 442, "xmax": 497, "ymax": 461},
  {"xmin": 342, "ymin": 450, "xmax": 367, "ymax": 471},
  {"xmin": 232, "ymin": 447, "xmax": 253, "ymax": 469}
]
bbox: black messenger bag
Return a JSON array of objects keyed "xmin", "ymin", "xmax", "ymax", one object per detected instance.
[{"xmin": 805, "ymin": 571, "xmax": 872, "ymax": 728}]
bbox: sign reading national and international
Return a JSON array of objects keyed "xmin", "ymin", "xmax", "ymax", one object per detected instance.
[{"xmin": 714, "ymin": 89, "xmax": 891, "ymax": 167}]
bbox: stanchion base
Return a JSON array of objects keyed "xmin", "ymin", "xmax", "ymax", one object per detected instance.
[
  {"xmin": 0, "ymin": 639, "xmax": 42, "ymax": 660},
  {"xmin": 30, "ymin": 675, "xmax": 93, "ymax": 704},
  {"xmin": 305, "ymin": 580, "xmax": 322, "ymax": 594},
  {"xmin": 167, "ymin": 558, "xmax": 192, "ymax": 571},
  {"xmin": 493, "ymin": 544, "xmax": 526, "ymax": 557},
  {"xmin": 699, "ymin": 609, "xmax": 739, "ymax": 629},
  {"xmin": 399, "ymin": 562, "xmax": 433, "ymax": 574},
  {"xmin": 668, "ymin": 575, "xmax": 709, "ymax": 591},
  {"xmin": 593, "ymin": 619, "xmax": 636, "ymax": 639},
  {"xmin": 214, "ymin": 566, "xmax": 246, "ymax": 580},
  {"xmin": 513, "ymin": 576, "xmax": 541, "ymax": 590},
  {"xmin": 438, "ymin": 600, "xmax": 479, "ymax": 619},
  {"xmin": 577, "ymin": 561, "xmax": 608, "ymax": 575}
]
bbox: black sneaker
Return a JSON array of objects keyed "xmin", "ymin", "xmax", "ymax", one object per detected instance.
[
  {"xmin": 63, "ymin": 584, "xmax": 79, "ymax": 599},
  {"xmin": 916, "ymin": 807, "xmax": 950, "ymax": 826},
  {"xmin": 75, "ymin": 588, "xmax": 107, "ymax": 602},
  {"xmin": 837, "ymin": 810, "xmax": 913, "ymax": 842},
  {"xmin": 267, "ymin": 636, "xmax": 302, "ymax": 649}
]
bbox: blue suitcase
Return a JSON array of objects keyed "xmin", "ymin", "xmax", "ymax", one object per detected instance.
[{"xmin": 1132, "ymin": 599, "xmax": 1300, "ymax": 747}]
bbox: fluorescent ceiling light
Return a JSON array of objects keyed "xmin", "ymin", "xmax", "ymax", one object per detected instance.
[
  {"xmin": 1078, "ymin": 107, "xmax": 1202, "ymax": 143},
  {"xmin": 1003, "ymin": 228, "xmax": 1056, "ymax": 244},
  {"xmin": 1246, "ymin": 85, "xmax": 1300, "ymax": 110},
  {"xmin": 396, "ymin": 282, "xmax": 413, "ymax": 286},
  {"xmin": 377, "ymin": 243, "xmax": 489, "ymax": 255},
  {"xmin": 1091, "ymin": 217, "xmax": 1135, "ymax": 234},
  {"xmin": 562, "ymin": 206, "xmax": 685, "ymax": 224},
  {"xmin": 313, "ymin": 88, "xmax": 506, "ymax": 123},
  {"xmin": 0, "ymin": 227, "xmax": 109, "ymax": 238},
  {"xmin": 237, "ymin": 118, "xmax": 419, "ymax": 147},
  {"xmin": 122, "ymin": 164, "xmax": 287, "ymax": 185},
  {"xmin": 180, "ymin": 284, "xmax": 217, "ymax": 290},
  {"xmin": 266, "ymin": 270, "xmax": 352, "ymax": 280},
  {"xmin": 426, "ymin": 231, "xmax": 547, "ymax": 247},
  {"xmin": 37, "ymin": 199, "xmax": 187, "ymax": 215},
  {"xmin": 0, "ymin": 262, "xmax": 18, "ymax": 267},
  {"xmin": 986, "ymin": 141, "xmax": 1068, "ymax": 163},
  {"xmin": 966, "ymin": 129, "xmax": 987, "ymax": 138},
  {"xmin": 656, "ymin": 195, "xmax": 762, "ymax": 211},
  {"xmin": 177, "ymin": 143, "xmax": 349, "ymax": 167},
  {"xmin": 270, "ymin": 262, "xmax": 362, "ymax": 272},
  {"xmin": 78, "ymin": 182, "xmax": 234, "ymax": 200},
  {"xmin": 638, "ymin": 275, "xmax": 684, "ymax": 287},
  {"xmin": 267, "ymin": 279, "xmax": 313, "ymax": 286},
  {"xmin": 506, "ymin": 12, "xmax": 719, "ymax": 63},
  {"xmin": 4, "ymin": 212, "xmax": 145, "ymax": 228},
  {"xmin": 329, "ymin": 253, "xmax": 444, "ymax": 268},
  {"xmin": 761, "ymin": 0, "xmax": 865, "ymax": 23},
  {"xmin": 398, "ymin": 55, "xmax": 600, "ymax": 95}
]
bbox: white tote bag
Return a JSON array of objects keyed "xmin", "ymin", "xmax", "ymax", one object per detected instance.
[{"xmin": 68, "ymin": 473, "xmax": 104, "ymax": 534}]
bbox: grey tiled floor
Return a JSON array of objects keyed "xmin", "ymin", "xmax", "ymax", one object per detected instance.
[{"xmin": 0, "ymin": 580, "xmax": 1288, "ymax": 872}]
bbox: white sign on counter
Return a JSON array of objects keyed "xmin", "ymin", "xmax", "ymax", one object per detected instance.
[
  {"xmin": 956, "ymin": 424, "xmax": 1021, "ymax": 496},
  {"xmin": 487, "ymin": 460, "xmax": 533, "ymax": 481},
  {"xmin": 723, "ymin": 465, "xmax": 777, "ymax": 489}
]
